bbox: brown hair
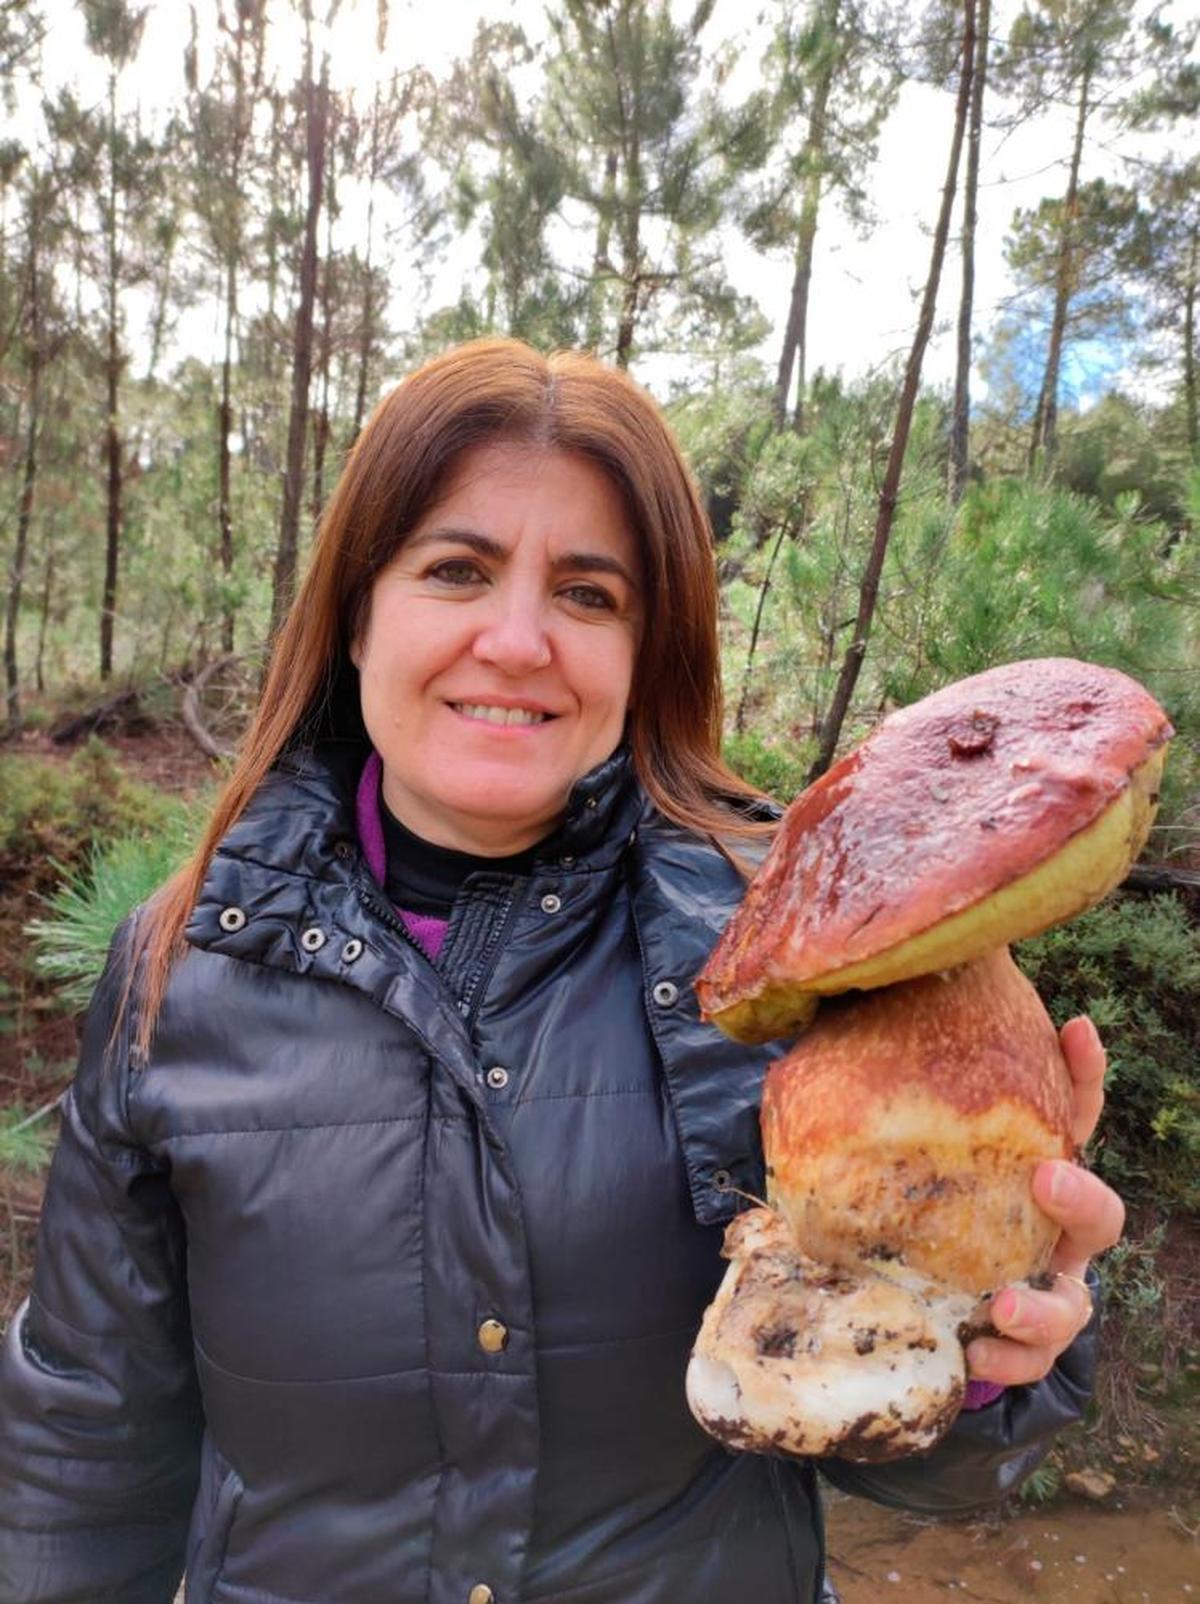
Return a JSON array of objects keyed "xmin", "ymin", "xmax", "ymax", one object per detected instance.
[{"xmin": 130, "ymin": 338, "xmax": 769, "ymax": 1055}]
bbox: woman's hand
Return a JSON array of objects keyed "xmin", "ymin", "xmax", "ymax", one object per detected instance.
[{"xmin": 966, "ymin": 1015, "xmax": 1125, "ymax": 1388}]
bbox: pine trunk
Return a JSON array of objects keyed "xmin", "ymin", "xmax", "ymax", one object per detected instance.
[
  {"xmin": 773, "ymin": 16, "xmax": 837, "ymax": 433},
  {"xmin": 351, "ymin": 91, "xmax": 381, "ymax": 442},
  {"xmin": 949, "ymin": 0, "xmax": 988, "ymax": 501},
  {"xmin": 99, "ymin": 74, "xmax": 122, "ymax": 682},
  {"xmin": 1184, "ymin": 221, "xmax": 1198, "ymax": 460},
  {"xmin": 4, "ymin": 260, "xmax": 41, "ymax": 733},
  {"xmin": 1029, "ymin": 66, "xmax": 1090, "ymax": 469},
  {"xmin": 218, "ymin": 251, "xmax": 237, "ymax": 655},
  {"xmin": 809, "ymin": 0, "xmax": 976, "ymax": 783},
  {"xmin": 587, "ymin": 147, "xmax": 619, "ymax": 354},
  {"xmin": 35, "ymin": 541, "xmax": 53, "ymax": 694},
  {"xmin": 270, "ymin": 53, "xmax": 328, "ymax": 641}
]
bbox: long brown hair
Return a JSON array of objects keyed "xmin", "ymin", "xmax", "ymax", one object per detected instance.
[{"xmin": 131, "ymin": 338, "xmax": 768, "ymax": 1055}]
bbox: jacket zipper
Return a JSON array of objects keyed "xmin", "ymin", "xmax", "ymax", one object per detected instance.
[
  {"xmin": 460, "ymin": 885, "xmax": 521, "ymax": 1030},
  {"xmin": 355, "ymin": 875, "xmax": 430, "ymax": 960},
  {"xmin": 356, "ymin": 867, "xmax": 522, "ymax": 1035}
]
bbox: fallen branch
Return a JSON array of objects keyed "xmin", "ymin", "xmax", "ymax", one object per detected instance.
[
  {"xmin": 181, "ymin": 655, "xmax": 239, "ymax": 762},
  {"xmin": 8, "ymin": 1096, "xmax": 62, "ymax": 1134},
  {"xmin": 49, "ymin": 688, "xmax": 142, "ymax": 744},
  {"xmin": 1123, "ymin": 864, "xmax": 1200, "ymax": 895}
]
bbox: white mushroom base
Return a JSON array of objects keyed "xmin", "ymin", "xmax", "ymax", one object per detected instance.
[{"xmin": 687, "ymin": 1208, "xmax": 980, "ymax": 1462}]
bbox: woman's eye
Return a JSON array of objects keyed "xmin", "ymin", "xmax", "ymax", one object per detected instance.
[
  {"xmin": 562, "ymin": 584, "xmax": 617, "ymax": 612},
  {"xmin": 427, "ymin": 559, "xmax": 483, "ymax": 587}
]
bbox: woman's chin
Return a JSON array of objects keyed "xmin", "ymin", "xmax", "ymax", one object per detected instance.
[{"xmin": 413, "ymin": 782, "xmax": 564, "ymax": 854}]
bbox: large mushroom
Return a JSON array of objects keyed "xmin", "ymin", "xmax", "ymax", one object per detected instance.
[{"xmin": 686, "ymin": 658, "xmax": 1172, "ymax": 1462}]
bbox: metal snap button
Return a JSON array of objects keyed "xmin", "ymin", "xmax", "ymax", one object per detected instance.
[
  {"xmin": 540, "ymin": 893, "xmax": 562, "ymax": 914},
  {"xmin": 712, "ymin": 1168, "xmax": 732, "ymax": 1192},
  {"xmin": 485, "ymin": 1066, "xmax": 509, "ymax": 1090},
  {"xmin": 585, "ymin": 797, "xmax": 598, "ymax": 809},
  {"xmin": 559, "ymin": 853, "xmax": 575, "ymax": 867},
  {"xmin": 333, "ymin": 840, "xmax": 355, "ymax": 862},
  {"xmin": 468, "ymin": 1586, "xmax": 495, "ymax": 1604},
  {"xmin": 341, "ymin": 938, "xmax": 364, "ymax": 963},
  {"xmin": 300, "ymin": 927, "xmax": 327, "ymax": 953},
  {"xmin": 477, "ymin": 1318, "xmax": 508, "ymax": 1354},
  {"xmin": 652, "ymin": 980, "xmax": 679, "ymax": 1007},
  {"xmin": 218, "ymin": 906, "xmax": 246, "ymax": 933}
]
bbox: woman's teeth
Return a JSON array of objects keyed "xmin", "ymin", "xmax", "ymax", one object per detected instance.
[{"xmin": 453, "ymin": 702, "xmax": 550, "ymax": 726}]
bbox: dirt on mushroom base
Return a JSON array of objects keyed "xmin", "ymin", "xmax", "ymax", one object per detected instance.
[{"xmin": 825, "ymin": 1486, "xmax": 1199, "ymax": 1603}]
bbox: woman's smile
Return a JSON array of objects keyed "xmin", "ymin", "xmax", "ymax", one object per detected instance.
[{"xmin": 352, "ymin": 441, "xmax": 642, "ymax": 855}]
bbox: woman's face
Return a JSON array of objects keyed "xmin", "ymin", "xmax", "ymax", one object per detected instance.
[{"xmin": 352, "ymin": 441, "xmax": 642, "ymax": 855}]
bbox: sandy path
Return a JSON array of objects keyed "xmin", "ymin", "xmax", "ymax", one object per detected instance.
[{"xmin": 825, "ymin": 1489, "xmax": 1198, "ymax": 1603}]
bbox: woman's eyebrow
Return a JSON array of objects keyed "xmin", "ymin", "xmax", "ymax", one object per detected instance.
[{"xmin": 407, "ymin": 527, "xmax": 637, "ymax": 589}]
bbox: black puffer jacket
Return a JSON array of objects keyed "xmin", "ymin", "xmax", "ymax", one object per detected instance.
[{"xmin": 0, "ymin": 743, "xmax": 1096, "ymax": 1604}]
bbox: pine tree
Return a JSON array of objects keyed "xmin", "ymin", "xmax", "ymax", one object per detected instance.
[
  {"xmin": 742, "ymin": 0, "xmax": 899, "ymax": 430},
  {"xmin": 79, "ymin": 0, "xmax": 150, "ymax": 680},
  {"xmin": 185, "ymin": 0, "xmax": 270, "ymax": 655},
  {"xmin": 995, "ymin": 0, "xmax": 1137, "ymax": 467}
]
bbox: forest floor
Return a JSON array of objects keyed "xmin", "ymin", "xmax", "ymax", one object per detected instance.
[
  {"xmin": 2, "ymin": 724, "xmax": 1197, "ymax": 1603},
  {"xmin": 825, "ymin": 1486, "xmax": 1198, "ymax": 1603}
]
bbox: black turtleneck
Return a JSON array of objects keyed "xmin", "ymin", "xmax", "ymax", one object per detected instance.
[{"xmin": 380, "ymin": 804, "xmax": 543, "ymax": 917}]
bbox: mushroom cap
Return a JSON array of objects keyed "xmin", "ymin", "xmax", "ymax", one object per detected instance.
[
  {"xmin": 697, "ymin": 658, "xmax": 1172, "ymax": 1042},
  {"xmin": 762, "ymin": 948, "xmax": 1074, "ymax": 1295}
]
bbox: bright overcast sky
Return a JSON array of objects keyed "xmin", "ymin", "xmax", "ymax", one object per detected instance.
[{"xmin": 20, "ymin": 0, "xmax": 1191, "ymax": 407}]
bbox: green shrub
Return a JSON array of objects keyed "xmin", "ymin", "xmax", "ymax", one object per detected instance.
[
  {"xmin": 723, "ymin": 730, "xmax": 812, "ymax": 802},
  {"xmin": 1016, "ymin": 894, "xmax": 1200, "ymax": 1214},
  {"xmin": 0, "ymin": 739, "xmax": 184, "ymax": 887}
]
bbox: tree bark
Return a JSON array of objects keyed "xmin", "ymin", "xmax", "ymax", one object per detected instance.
[
  {"xmin": 808, "ymin": 0, "xmax": 976, "ymax": 784},
  {"xmin": 218, "ymin": 248, "xmax": 237, "ymax": 655},
  {"xmin": 351, "ymin": 90, "xmax": 382, "ymax": 441},
  {"xmin": 214, "ymin": 2, "xmax": 257, "ymax": 657},
  {"xmin": 311, "ymin": 156, "xmax": 336, "ymax": 528},
  {"xmin": 270, "ymin": 46, "xmax": 328, "ymax": 642},
  {"xmin": 1029, "ymin": 64, "xmax": 1090, "ymax": 469},
  {"xmin": 99, "ymin": 69, "xmax": 122, "ymax": 681},
  {"xmin": 949, "ymin": 0, "xmax": 989, "ymax": 501},
  {"xmin": 1184, "ymin": 219, "xmax": 1197, "ymax": 460},
  {"xmin": 4, "ymin": 197, "xmax": 42, "ymax": 733},
  {"xmin": 773, "ymin": 5, "xmax": 838, "ymax": 433},
  {"xmin": 587, "ymin": 146, "xmax": 619, "ymax": 353},
  {"xmin": 610, "ymin": 5, "xmax": 641, "ymax": 371},
  {"xmin": 735, "ymin": 501, "xmax": 806, "ymax": 733},
  {"xmin": 35, "ymin": 540, "xmax": 53, "ymax": 695}
]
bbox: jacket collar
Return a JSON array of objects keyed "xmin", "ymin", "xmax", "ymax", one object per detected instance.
[
  {"xmin": 187, "ymin": 740, "xmax": 641, "ymax": 965},
  {"xmin": 354, "ymin": 746, "xmax": 639, "ymax": 890}
]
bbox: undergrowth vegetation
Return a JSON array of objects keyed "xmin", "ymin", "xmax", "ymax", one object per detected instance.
[
  {"xmin": 1017, "ymin": 897, "xmax": 1200, "ymax": 1214},
  {"xmin": 0, "ymin": 739, "xmax": 187, "ymax": 891}
]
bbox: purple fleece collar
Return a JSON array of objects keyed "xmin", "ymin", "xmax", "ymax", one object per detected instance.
[
  {"xmin": 356, "ymin": 751, "xmax": 388, "ymax": 887},
  {"xmin": 355, "ymin": 751, "xmax": 448, "ymax": 961}
]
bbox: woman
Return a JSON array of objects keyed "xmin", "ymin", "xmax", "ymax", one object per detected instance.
[{"xmin": 0, "ymin": 340, "xmax": 1120, "ymax": 1604}]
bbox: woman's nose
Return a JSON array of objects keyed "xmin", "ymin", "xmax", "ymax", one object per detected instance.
[{"xmin": 471, "ymin": 590, "xmax": 553, "ymax": 673}]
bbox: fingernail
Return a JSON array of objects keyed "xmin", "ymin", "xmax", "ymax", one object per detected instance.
[
  {"xmin": 1050, "ymin": 1163, "xmax": 1079, "ymax": 1205},
  {"xmin": 965, "ymin": 1340, "xmax": 996, "ymax": 1379},
  {"xmin": 994, "ymin": 1290, "xmax": 1022, "ymax": 1329}
]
